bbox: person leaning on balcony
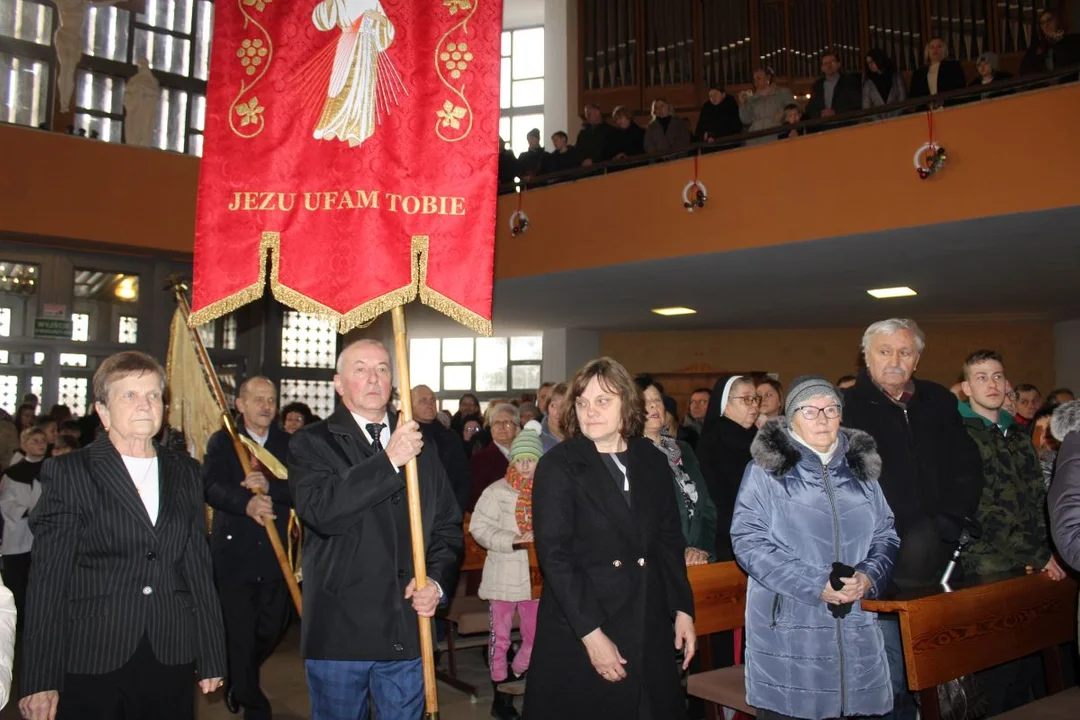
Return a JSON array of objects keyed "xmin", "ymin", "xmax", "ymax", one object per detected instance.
[
  {"xmin": 643, "ymin": 97, "xmax": 691, "ymax": 155},
  {"xmin": 862, "ymin": 48, "xmax": 907, "ymax": 117},
  {"xmin": 545, "ymin": 131, "xmax": 581, "ymax": 174},
  {"xmin": 804, "ymin": 49, "xmax": 862, "ymax": 123},
  {"xmin": 737, "ymin": 67, "xmax": 796, "ymax": 144},
  {"xmin": 695, "ymin": 85, "xmax": 743, "ymax": 143},
  {"xmin": 909, "ymin": 37, "xmax": 966, "ymax": 107},
  {"xmin": 968, "ymin": 52, "xmax": 1013, "ymax": 101},
  {"xmin": 602, "ymin": 106, "xmax": 645, "ymax": 161},
  {"xmin": 1020, "ymin": 9, "xmax": 1080, "ymax": 77},
  {"xmin": 575, "ymin": 103, "xmax": 612, "ymax": 168}
]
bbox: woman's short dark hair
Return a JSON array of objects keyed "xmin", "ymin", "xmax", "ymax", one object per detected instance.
[
  {"xmin": 563, "ymin": 357, "xmax": 645, "ymax": 440},
  {"xmin": 93, "ymin": 351, "xmax": 166, "ymax": 406},
  {"xmin": 281, "ymin": 402, "xmax": 315, "ymax": 425}
]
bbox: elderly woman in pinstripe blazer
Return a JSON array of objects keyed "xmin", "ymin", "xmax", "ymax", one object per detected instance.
[{"xmin": 19, "ymin": 351, "xmax": 226, "ymax": 720}]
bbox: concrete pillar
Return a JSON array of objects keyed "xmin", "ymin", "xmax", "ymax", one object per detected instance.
[
  {"xmin": 543, "ymin": 0, "xmax": 575, "ymax": 139},
  {"xmin": 542, "ymin": 328, "xmax": 600, "ymax": 382},
  {"xmin": 1054, "ymin": 320, "xmax": 1080, "ymax": 392}
]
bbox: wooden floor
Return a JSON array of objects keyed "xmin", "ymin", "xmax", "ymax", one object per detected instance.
[{"xmin": 1, "ymin": 625, "xmax": 501, "ymax": 720}]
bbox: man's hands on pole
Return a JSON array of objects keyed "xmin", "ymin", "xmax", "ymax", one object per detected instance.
[
  {"xmin": 385, "ymin": 420, "xmax": 424, "ymax": 469},
  {"xmin": 243, "ymin": 466, "xmax": 276, "ymax": 526}
]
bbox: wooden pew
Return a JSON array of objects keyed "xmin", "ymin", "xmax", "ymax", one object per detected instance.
[
  {"xmin": 863, "ymin": 572, "xmax": 1079, "ymax": 720},
  {"xmin": 685, "ymin": 562, "xmax": 755, "ymax": 718}
]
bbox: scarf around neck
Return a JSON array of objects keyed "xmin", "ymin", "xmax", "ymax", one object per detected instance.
[
  {"xmin": 506, "ymin": 464, "xmax": 534, "ymax": 533},
  {"xmin": 654, "ymin": 430, "xmax": 699, "ymax": 518}
]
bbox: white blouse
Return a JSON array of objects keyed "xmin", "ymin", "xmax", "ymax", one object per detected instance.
[{"xmin": 122, "ymin": 455, "xmax": 159, "ymax": 525}]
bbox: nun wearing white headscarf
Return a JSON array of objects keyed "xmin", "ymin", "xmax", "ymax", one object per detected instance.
[{"xmin": 694, "ymin": 375, "xmax": 761, "ymax": 562}]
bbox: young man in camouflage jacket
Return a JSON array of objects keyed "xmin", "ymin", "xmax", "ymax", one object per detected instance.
[
  {"xmin": 957, "ymin": 349, "xmax": 1064, "ymax": 578},
  {"xmin": 957, "ymin": 349, "xmax": 1066, "ymax": 714}
]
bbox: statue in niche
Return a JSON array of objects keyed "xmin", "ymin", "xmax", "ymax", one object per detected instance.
[
  {"xmin": 124, "ymin": 58, "xmax": 160, "ymax": 147},
  {"xmin": 53, "ymin": 0, "xmax": 120, "ymax": 113}
]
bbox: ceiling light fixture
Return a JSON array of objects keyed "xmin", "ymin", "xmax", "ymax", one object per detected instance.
[
  {"xmin": 651, "ymin": 306, "xmax": 697, "ymax": 316},
  {"xmin": 867, "ymin": 286, "xmax": 917, "ymax": 299}
]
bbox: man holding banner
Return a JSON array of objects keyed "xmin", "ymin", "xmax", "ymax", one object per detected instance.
[
  {"xmin": 191, "ymin": 0, "xmax": 501, "ymax": 712},
  {"xmin": 203, "ymin": 377, "xmax": 293, "ymax": 719},
  {"xmin": 289, "ymin": 339, "xmax": 462, "ymax": 718}
]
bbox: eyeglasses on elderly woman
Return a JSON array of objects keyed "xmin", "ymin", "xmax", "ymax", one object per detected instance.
[
  {"xmin": 793, "ymin": 405, "xmax": 842, "ymax": 421},
  {"xmin": 730, "ymin": 394, "xmax": 763, "ymax": 406}
]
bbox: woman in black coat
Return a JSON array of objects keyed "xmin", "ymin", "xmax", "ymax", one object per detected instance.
[
  {"xmin": 909, "ymin": 37, "xmax": 967, "ymax": 106},
  {"xmin": 695, "ymin": 87, "xmax": 743, "ymax": 143},
  {"xmin": 523, "ymin": 357, "xmax": 695, "ymax": 720},
  {"xmin": 694, "ymin": 375, "xmax": 760, "ymax": 562}
]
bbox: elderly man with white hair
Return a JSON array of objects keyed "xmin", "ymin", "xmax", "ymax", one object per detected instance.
[
  {"xmin": 841, "ymin": 318, "xmax": 983, "ymax": 720},
  {"xmin": 288, "ymin": 339, "xmax": 463, "ymax": 720}
]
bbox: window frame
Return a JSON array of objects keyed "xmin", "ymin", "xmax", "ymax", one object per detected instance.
[{"xmin": 500, "ymin": 25, "xmax": 545, "ymax": 157}]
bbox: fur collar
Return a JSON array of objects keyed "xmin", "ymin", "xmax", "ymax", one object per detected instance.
[
  {"xmin": 750, "ymin": 417, "xmax": 881, "ymax": 482},
  {"xmin": 1051, "ymin": 400, "xmax": 1080, "ymax": 441}
]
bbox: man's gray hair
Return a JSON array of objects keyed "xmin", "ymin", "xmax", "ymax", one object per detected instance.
[
  {"xmin": 488, "ymin": 402, "xmax": 520, "ymax": 427},
  {"xmin": 861, "ymin": 318, "xmax": 926, "ymax": 356},
  {"xmin": 335, "ymin": 338, "xmax": 390, "ymax": 375}
]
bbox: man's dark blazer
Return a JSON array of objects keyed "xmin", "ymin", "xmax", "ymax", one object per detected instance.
[
  {"xmin": 22, "ymin": 437, "xmax": 227, "ymax": 695},
  {"xmin": 288, "ymin": 405, "xmax": 463, "ymax": 661},
  {"xmin": 418, "ymin": 419, "xmax": 472, "ymax": 515},
  {"xmin": 203, "ymin": 419, "xmax": 293, "ymax": 584},
  {"xmin": 804, "ymin": 72, "xmax": 864, "ymax": 120}
]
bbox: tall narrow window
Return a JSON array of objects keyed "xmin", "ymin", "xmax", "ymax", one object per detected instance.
[{"xmin": 500, "ymin": 27, "xmax": 545, "ymax": 157}]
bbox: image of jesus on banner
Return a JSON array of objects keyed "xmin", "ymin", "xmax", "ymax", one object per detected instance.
[{"xmin": 312, "ymin": 0, "xmax": 406, "ymax": 148}]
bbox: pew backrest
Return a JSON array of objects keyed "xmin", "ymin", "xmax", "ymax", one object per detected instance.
[
  {"xmin": 688, "ymin": 561, "xmax": 748, "ymax": 636},
  {"xmin": 864, "ymin": 573, "xmax": 1078, "ymax": 691}
]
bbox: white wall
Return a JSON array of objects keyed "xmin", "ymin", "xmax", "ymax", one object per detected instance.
[
  {"xmin": 503, "ymin": 0, "xmax": 545, "ymax": 29},
  {"xmin": 542, "ymin": 328, "xmax": 600, "ymax": 382}
]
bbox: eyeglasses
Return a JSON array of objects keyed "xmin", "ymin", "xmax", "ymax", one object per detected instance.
[
  {"xmin": 795, "ymin": 405, "xmax": 842, "ymax": 421},
  {"xmin": 730, "ymin": 395, "xmax": 762, "ymax": 406},
  {"xmin": 689, "ymin": 398, "xmax": 709, "ymax": 406},
  {"xmin": 491, "ymin": 420, "xmax": 519, "ymax": 429}
]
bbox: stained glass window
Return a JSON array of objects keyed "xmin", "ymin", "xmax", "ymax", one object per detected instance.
[
  {"xmin": 281, "ymin": 312, "xmax": 336, "ymax": 369},
  {"xmin": 58, "ymin": 377, "xmax": 88, "ymax": 416},
  {"xmin": 279, "ymin": 378, "xmax": 336, "ymax": 419}
]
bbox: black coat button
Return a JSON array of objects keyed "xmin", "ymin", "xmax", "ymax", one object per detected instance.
[
  {"xmin": 393, "ymin": 643, "xmax": 404, "ymax": 652},
  {"xmin": 146, "ymin": 551, "xmax": 157, "ymax": 560},
  {"xmin": 392, "ymin": 492, "xmax": 401, "ymax": 505},
  {"xmin": 397, "ymin": 569, "xmax": 406, "ymax": 578}
]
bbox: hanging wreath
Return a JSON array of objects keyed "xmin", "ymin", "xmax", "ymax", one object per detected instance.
[
  {"xmin": 914, "ymin": 109, "xmax": 947, "ymax": 179},
  {"xmin": 682, "ymin": 180, "xmax": 707, "ymax": 212},
  {"xmin": 913, "ymin": 142, "xmax": 947, "ymax": 179},
  {"xmin": 509, "ymin": 210, "xmax": 530, "ymax": 236}
]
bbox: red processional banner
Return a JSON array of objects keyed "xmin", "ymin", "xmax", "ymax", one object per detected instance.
[{"xmin": 191, "ymin": 0, "xmax": 501, "ymax": 334}]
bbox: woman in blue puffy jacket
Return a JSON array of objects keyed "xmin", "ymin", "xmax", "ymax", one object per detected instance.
[{"xmin": 731, "ymin": 376, "xmax": 899, "ymax": 720}]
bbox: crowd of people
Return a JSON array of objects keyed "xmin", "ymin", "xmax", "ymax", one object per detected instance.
[
  {"xmin": 499, "ymin": 10, "xmax": 1080, "ymax": 183},
  {"xmin": 1, "ymin": 313, "xmax": 1080, "ymax": 719}
]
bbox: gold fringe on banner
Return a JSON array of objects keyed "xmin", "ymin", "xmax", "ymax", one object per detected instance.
[
  {"xmin": 188, "ymin": 232, "xmax": 493, "ymax": 336},
  {"xmin": 166, "ymin": 308, "xmax": 226, "ymax": 462}
]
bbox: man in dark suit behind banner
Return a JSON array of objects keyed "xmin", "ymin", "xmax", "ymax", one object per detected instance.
[
  {"xmin": 289, "ymin": 339, "xmax": 462, "ymax": 720},
  {"xmin": 203, "ymin": 376, "xmax": 293, "ymax": 720},
  {"xmin": 411, "ymin": 384, "xmax": 472, "ymax": 514}
]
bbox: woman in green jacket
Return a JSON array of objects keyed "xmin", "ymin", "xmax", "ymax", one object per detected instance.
[{"xmin": 638, "ymin": 377, "xmax": 718, "ymax": 563}]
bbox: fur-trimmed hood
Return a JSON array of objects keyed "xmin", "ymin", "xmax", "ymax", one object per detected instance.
[
  {"xmin": 1052, "ymin": 400, "xmax": 1080, "ymax": 441},
  {"xmin": 750, "ymin": 416, "xmax": 882, "ymax": 482}
]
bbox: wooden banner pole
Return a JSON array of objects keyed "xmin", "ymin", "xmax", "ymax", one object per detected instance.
[
  {"xmin": 390, "ymin": 304, "xmax": 440, "ymax": 719},
  {"xmin": 170, "ymin": 281, "xmax": 303, "ymax": 617}
]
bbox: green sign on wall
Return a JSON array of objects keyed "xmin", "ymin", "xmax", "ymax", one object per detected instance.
[{"xmin": 33, "ymin": 317, "xmax": 74, "ymax": 339}]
